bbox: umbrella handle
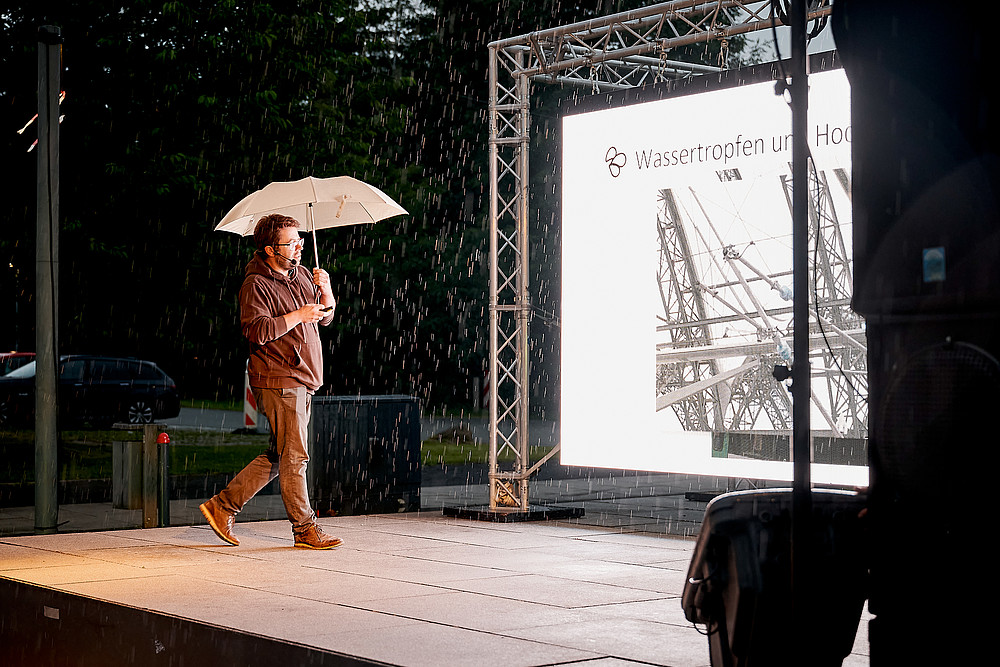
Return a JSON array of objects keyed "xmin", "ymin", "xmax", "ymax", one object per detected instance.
[{"xmin": 309, "ymin": 203, "xmax": 320, "ymax": 268}]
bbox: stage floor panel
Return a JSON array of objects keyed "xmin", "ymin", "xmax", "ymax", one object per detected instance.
[{"xmin": 1, "ymin": 512, "xmax": 871, "ymax": 666}]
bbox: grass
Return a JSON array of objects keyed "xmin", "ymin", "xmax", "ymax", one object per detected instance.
[
  {"xmin": 170, "ymin": 444, "xmax": 270, "ymax": 476},
  {"xmin": 0, "ymin": 428, "xmax": 543, "ymax": 484},
  {"xmin": 420, "ymin": 439, "xmax": 548, "ymax": 466},
  {"xmin": 0, "ymin": 428, "xmax": 272, "ymax": 483},
  {"xmin": 180, "ymin": 397, "xmax": 242, "ymax": 412}
]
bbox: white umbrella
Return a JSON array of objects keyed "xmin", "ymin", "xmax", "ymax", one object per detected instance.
[{"xmin": 215, "ymin": 175, "xmax": 408, "ymax": 264}]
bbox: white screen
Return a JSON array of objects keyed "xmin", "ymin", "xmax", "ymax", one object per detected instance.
[{"xmin": 561, "ymin": 68, "xmax": 866, "ymax": 486}]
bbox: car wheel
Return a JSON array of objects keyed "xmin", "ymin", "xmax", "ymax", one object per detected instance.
[{"xmin": 127, "ymin": 400, "xmax": 154, "ymax": 424}]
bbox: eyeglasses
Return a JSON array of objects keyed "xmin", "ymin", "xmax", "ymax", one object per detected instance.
[{"xmin": 273, "ymin": 239, "xmax": 305, "ymax": 249}]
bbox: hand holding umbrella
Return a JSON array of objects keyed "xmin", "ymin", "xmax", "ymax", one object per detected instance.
[{"xmin": 312, "ymin": 266, "xmax": 336, "ymax": 315}]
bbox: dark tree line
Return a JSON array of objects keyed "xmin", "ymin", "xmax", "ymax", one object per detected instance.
[{"xmin": 1, "ymin": 1, "xmax": 744, "ymax": 412}]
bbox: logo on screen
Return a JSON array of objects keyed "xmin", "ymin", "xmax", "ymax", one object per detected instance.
[{"xmin": 605, "ymin": 146, "xmax": 627, "ymax": 177}]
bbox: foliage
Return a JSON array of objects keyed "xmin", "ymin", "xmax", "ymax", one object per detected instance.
[
  {"xmin": 1, "ymin": 0, "xmax": 446, "ymax": 404},
  {"xmin": 0, "ymin": 1, "xmax": 750, "ymax": 415}
]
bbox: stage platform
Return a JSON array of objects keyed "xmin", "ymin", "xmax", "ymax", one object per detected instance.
[{"xmin": 0, "ymin": 508, "xmax": 872, "ymax": 666}]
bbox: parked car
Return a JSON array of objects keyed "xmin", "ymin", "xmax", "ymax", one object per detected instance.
[
  {"xmin": 0, "ymin": 351, "xmax": 35, "ymax": 376},
  {"xmin": 0, "ymin": 355, "xmax": 180, "ymax": 428}
]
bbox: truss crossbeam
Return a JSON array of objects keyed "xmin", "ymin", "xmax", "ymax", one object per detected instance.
[{"xmin": 492, "ymin": 1, "xmax": 833, "ymax": 84}]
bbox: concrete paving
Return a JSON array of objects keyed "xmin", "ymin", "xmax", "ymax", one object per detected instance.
[
  {"xmin": 162, "ymin": 406, "xmax": 248, "ymax": 432},
  {"xmin": 0, "ymin": 507, "xmax": 871, "ymax": 666}
]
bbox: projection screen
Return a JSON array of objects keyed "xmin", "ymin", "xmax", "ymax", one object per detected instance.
[{"xmin": 561, "ymin": 64, "xmax": 865, "ymax": 486}]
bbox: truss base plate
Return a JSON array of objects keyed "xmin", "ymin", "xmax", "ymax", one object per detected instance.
[
  {"xmin": 685, "ymin": 491, "xmax": 721, "ymax": 503},
  {"xmin": 443, "ymin": 505, "xmax": 584, "ymax": 522}
]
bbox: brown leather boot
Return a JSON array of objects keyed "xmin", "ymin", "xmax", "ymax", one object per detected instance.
[
  {"xmin": 293, "ymin": 523, "xmax": 342, "ymax": 550},
  {"xmin": 199, "ymin": 497, "xmax": 239, "ymax": 546}
]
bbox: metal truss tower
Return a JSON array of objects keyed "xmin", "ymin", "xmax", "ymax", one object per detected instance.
[{"xmin": 487, "ymin": 1, "xmax": 836, "ymax": 511}]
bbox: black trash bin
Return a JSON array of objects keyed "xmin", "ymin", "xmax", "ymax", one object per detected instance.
[{"xmin": 310, "ymin": 395, "xmax": 420, "ymax": 515}]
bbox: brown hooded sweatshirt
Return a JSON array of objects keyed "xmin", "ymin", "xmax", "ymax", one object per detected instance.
[{"xmin": 240, "ymin": 254, "xmax": 333, "ymax": 392}]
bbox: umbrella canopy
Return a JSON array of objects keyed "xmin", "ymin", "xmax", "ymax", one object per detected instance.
[{"xmin": 215, "ymin": 176, "xmax": 408, "ymax": 236}]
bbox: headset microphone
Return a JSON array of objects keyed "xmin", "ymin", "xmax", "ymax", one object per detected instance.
[{"xmin": 274, "ymin": 250, "xmax": 298, "ymax": 266}]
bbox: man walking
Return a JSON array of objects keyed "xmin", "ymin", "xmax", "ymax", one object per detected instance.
[{"xmin": 200, "ymin": 213, "xmax": 341, "ymax": 549}]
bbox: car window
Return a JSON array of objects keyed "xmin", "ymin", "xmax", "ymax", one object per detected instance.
[
  {"xmin": 1, "ymin": 355, "xmax": 34, "ymax": 375},
  {"xmin": 136, "ymin": 363, "xmax": 163, "ymax": 381},
  {"xmin": 4, "ymin": 361, "xmax": 36, "ymax": 379},
  {"xmin": 92, "ymin": 359, "xmax": 133, "ymax": 382},
  {"xmin": 60, "ymin": 359, "xmax": 88, "ymax": 381}
]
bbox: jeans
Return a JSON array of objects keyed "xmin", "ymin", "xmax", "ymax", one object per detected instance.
[{"xmin": 217, "ymin": 386, "xmax": 316, "ymax": 533}]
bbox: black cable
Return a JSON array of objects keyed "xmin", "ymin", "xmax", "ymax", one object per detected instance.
[
  {"xmin": 772, "ymin": 5, "xmax": 866, "ymax": 410},
  {"xmin": 806, "ymin": 1, "xmax": 831, "ymax": 41},
  {"xmin": 771, "ymin": 0, "xmax": 790, "ymax": 85},
  {"xmin": 692, "ymin": 619, "xmax": 720, "ymax": 637},
  {"xmin": 807, "ymin": 152, "xmax": 868, "ymax": 408},
  {"xmin": 771, "ymin": 0, "xmax": 832, "ymax": 89}
]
